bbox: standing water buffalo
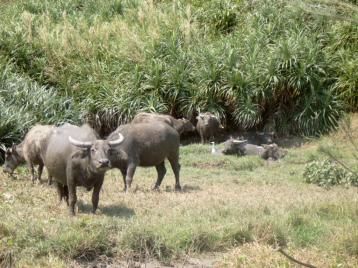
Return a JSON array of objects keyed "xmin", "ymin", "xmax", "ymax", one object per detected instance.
[
  {"xmin": 196, "ymin": 112, "xmax": 224, "ymax": 144},
  {"xmin": 44, "ymin": 124, "xmax": 124, "ymax": 215},
  {"xmin": 3, "ymin": 124, "xmax": 54, "ymax": 183},
  {"xmin": 107, "ymin": 122, "xmax": 181, "ymax": 192},
  {"xmin": 3, "ymin": 143, "xmax": 25, "ymax": 175},
  {"xmin": 131, "ymin": 112, "xmax": 195, "ymax": 135}
]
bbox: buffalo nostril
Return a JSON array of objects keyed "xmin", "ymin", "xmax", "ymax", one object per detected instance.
[{"xmin": 99, "ymin": 159, "xmax": 109, "ymax": 166}]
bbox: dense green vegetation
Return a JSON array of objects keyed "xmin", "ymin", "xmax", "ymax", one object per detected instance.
[{"xmin": 0, "ymin": 0, "xmax": 357, "ymax": 145}]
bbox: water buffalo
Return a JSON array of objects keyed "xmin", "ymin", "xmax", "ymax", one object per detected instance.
[
  {"xmin": 241, "ymin": 131, "xmax": 275, "ymax": 145},
  {"xmin": 222, "ymin": 138, "xmax": 284, "ymax": 160},
  {"xmin": 196, "ymin": 112, "xmax": 224, "ymax": 144},
  {"xmin": 221, "ymin": 138, "xmax": 247, "ymax": 155},
  {"xmin": 44, "ymin": 123, "xmax": 124, "ymax": 215},
  {"xmin": 3, "ymin": 124, "xmax": 54, "ymax": 183},
  {"xmin": 132, "ymin": 112, "xmax": 195, "ymax": 135},
  {"xmin": 3, "ymin": 143, "xmax": 25, "ymax": 176},
  {"xmin": 107, "ymin": 122, "xmax": 181, "ymax": 192}
]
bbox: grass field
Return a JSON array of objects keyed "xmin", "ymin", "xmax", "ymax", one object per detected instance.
[{"xmin": 0, "ymin": 117, "xmax": 357, "ymax": 267}]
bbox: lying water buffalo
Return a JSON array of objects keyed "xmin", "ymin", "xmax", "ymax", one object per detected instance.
[
  {"xmin": 107, "ymin": 122, "xmax": 181, "ymax": 192},
  {"xmin": 44, "ymin": 123, "xmax": 124, "ymax": 215},
  {"xmin": 196, "ymin": 112, "xmax": 224, "ymax": 144},
  {"xmin": 222, "ymin": 138, "xmax": 284, "ymax": 160},
  {"xmin": 132, "ymin": 112, "xmax": 195, "ymax": 135},
  {"xmin": 3, "ymin": 124, "xmax": 54, "ymax": 183}
]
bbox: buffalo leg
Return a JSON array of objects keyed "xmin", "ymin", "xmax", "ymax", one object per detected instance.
[
  {"xmin": 125, "ymin": 164, "xmax": 137, "ymax": 192},
  {"xmin": 68, "ymin": 182, "xmax": 77, "ymax": 216},
  {"xmin": 55, "ymin": 182, "xmax": 64, "ymax": 204},
  {"xmin": 29, "ymin": 163, "xmax": 36, "ymax": 183},
  {"xmin": 168, "ymin": 155, "xmax": 181, "ymax": 191},
  {"xmin": 120, "ymin": 169, "xmax": 127, "ymax": 192},
  {"xmin": 63, "ymin": 185, "xmax": 69, "ymax": 206},
  {"xmin": 37, "ymin": 163, "xmax": 44, "ymax": 183},
  {"xmin": 153, "ymin": 161, "xmax": 166, "ymax": 190},
  {"xmin": 200, "ymin": 133, "xmax": 205, "ymax": 144},
  {"xmin": 48, "ymin": 175, "xmax": 53, "ymax": 185},
  {"xmin": 92, "ymin": 176, "xmax": 104, "ymax": 214}
]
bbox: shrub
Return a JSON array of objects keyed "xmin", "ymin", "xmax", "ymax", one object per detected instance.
[
  {"xmin": 196, "ymin": 0, "xmax": 239, "ymax": 34},
  {"xmin": 303, "ymin": 159, "xmax": 358, "ymax": 187},
  {"xmin": 0, "ymin": 61, "xmax": 79, "ymax": 158}
]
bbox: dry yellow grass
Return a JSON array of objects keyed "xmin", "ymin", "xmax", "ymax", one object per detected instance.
[
  {"xmin": 219, "ymin": 242, "xmax": 358, "ymax": 267},
  {"xmin": 0, "ymin": 115, "xmax": 358, "ymax": 267}
]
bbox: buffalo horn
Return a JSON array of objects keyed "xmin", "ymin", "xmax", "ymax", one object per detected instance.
[
  {"xmin": 108, "ymin": 133, "xmax": 124, "ymax": 146},
  {"xmin": 69, "ymin": 136, "xmax": 92, "ymax": 148},
  {"xmin": 0, "ymin": 144, "xmax": 6, "ymax": 152},
  {"xmin": 232, "ymin": 139, "xmax": 247, "ymax": 144}
]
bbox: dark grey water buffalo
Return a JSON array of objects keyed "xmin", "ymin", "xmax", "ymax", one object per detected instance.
[
  {"xmin": 222, "ymin": 138, "xmax": 284, "ymax": 160},
  {"xmin": 243, "ymin": 143, "xmax": 281, "ymax": 160},
  {"xmin": 196, "ymin": 112, "xmax": 224, "ymax": 144},
  {"xmin": 241, "ymin": 131, "xmax": 275, "ymax": 145},
  {"xmin": 3, "ymin": 124, "xmax": 54, "ymax": 183},
  {"xmin": 44, "ymin": 124, "xmax": 124, "ymax": 215},
  {"xmin": 107, "ymin": 122, "xmax": 181, "ymax": 192},
  {"xmin": 132, "ymin": 112, "xmax": 195, "ymax": 135},
  {"xmin": 3, "ymin": 143, "xmax": 25, "ymax": 175},
  {"xmin": 221, "ymin": 138, "xmax": 247, "ymax": 155}
]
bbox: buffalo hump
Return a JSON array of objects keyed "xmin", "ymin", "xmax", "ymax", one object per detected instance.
[{"xmin": 132, "ymin": 112, "xmax": 195, "ymax": 135}]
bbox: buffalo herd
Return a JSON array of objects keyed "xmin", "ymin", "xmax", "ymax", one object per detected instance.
[{"xmin": 2, "ymin": 112, "xmax": 285, "ymax": 215}]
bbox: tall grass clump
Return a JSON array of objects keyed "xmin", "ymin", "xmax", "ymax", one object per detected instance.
[
  {"xmin": 0, "ymin": 60, "xmax": 79, "ymax": 157},
  {"xmin": 0, "ymin": 0, "xmax": 356, "ymax": 137}
]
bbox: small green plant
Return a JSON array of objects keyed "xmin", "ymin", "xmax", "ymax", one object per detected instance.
[
  {"xmin": 196, "ymin": 0, "xmax": 239, "ymax": 34},
  {"xmin": 303, "ymin": 159, "xmax": 358, "ymax": 187}
]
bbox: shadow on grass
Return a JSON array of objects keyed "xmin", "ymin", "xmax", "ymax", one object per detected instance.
[
  {"xmin": 182, "ymin": 184, "xmax": 202, "ymax": 193},
  {"xmin": 77, "ymin": 202, "xmax": 135, "ymax": 218},
  {"xmin": 161, "ymin": 184, "xmax": 202, "ymax": 193}
]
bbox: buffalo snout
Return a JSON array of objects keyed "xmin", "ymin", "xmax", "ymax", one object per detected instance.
[
  {"xmin": 98, "ymin": 158, "xmax": 110, "ymax": 167},
  {"xmin": 3, "ymin": 165, "xmax": 13, "ymax": 175}
]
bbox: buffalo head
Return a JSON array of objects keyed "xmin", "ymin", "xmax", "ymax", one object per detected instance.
[
  {"xmin": 2, "ymin": 144, "xmax": 24, "ymax": 175},
  {"xmin": 69, "ymin": 134, "xmax": 124, "ymax": 171}
]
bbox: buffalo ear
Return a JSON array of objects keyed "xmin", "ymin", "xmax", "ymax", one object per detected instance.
[
  {"xmin": 5, "ymin": 148, "xmax": 11, "ymax": 156},
  {"xmin": 71, "ymin": 149, "xmax": 88, "ymax": 160},
  {"xmin": 11, "ymin": 145, "xmax": 19, "ymax": 156}
]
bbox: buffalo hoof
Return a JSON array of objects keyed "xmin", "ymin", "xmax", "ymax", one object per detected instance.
[
  {"xmin": 152, "ymin": 186, "xmax": 160, "ymax": 191},
  {"xmin": 175, "ymin": 185, "xmax": 182, "ymax": 192},
  {"xmin": 125, "ymin": 188, "xmax": 132, "ymax": 194}
]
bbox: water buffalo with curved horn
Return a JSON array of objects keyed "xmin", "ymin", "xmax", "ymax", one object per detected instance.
[
  {"xmin": 107, "ymin": 122, "xmax": 181, "ymax": 192},
  {"xmin": 222, "ymin": 137, "xmax": 285, "ymax": 160},
  {"xmin": 44, "ymin": 123, "xmax": 124, "ymax": 216}
]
